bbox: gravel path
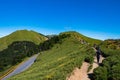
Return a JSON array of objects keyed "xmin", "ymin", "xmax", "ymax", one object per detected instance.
[{"xmin": 67, "ymin": 55, "xmax": 105, "ymax": 80}]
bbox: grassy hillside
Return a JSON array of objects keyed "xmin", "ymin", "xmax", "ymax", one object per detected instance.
[
  {"xmin": 102, "ymin": 39, "xmax": 120, "ymax": 50},
  {"xmin": 60, "ymin": 31, "xmax": 102, "ymax": 45},
  {"xmin": 0, "ymin": 30, "xmax": 47, "ymax": 51},
  {"xmin": 8, "ymin": 31, "xmax": 101, "ymax": 80}
]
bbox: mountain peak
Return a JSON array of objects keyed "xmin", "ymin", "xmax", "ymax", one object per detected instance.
[{"xmin": 0, "ymin": 30, "xmax": 47, "ymax": 51}]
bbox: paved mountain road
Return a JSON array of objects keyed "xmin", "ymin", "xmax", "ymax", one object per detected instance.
[{"xmin": 2, "ymin": 54, "xmax": 39, "ymax": 80}]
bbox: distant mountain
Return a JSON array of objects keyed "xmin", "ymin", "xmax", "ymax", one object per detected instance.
[
  {"xmin": 0, "ymin": 30, "xmax": 47, "ymax": 51},
  {"xmin": 46, "ymin": 35, "xmax": 57, "ymax": 39}
]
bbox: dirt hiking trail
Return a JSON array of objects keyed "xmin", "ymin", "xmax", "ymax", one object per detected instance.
[{"xmin": 67, "ymin": 55, "xmax": 105, "ymax": 80}]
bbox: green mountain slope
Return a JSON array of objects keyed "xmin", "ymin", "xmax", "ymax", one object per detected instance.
[
  {"xmin": 101, "ymin": 39, "xmax": 120, "ymax": 50},
  {"xmin": 0, "ymin": 30, "xmax": 47, "ymax": 51},
  {"xmin": 60, "ymin": 31, "xmax": 102, "ymax": 45},
  {"xmin": 8, "ymin": 31, "xmax": 101, "ymax": 80}
]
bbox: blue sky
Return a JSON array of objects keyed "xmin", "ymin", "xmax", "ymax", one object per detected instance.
[{"xmin": 0, "ymin": 0, "xmax": 120, "ymax": 40}]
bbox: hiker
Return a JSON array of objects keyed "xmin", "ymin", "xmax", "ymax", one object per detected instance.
[
  {"xmin": 95, "ymin": 46, "xmax": 101, "ymax": 64},
  {"xmin": 93, "ymin": 44, "xmax": 97, "ymax": 49}
]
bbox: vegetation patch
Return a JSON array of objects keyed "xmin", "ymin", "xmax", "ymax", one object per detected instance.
[
  {"xmin": 93, "ymin": 39, "xmax": 120, "ymax": 80},
  {"xmin": 0, "ymin": 41, "xmax": 39, "ymax": 75}
]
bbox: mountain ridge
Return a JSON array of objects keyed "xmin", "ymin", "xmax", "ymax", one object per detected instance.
[
  {"xmin": 0, "ymin": 30, "xmax": 47, "ymax": 51},
  {"xmin": 8, "ymin": 30, "xmax": 102, "ymax": 80}
]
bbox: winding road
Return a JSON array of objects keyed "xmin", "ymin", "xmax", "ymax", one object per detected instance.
[{"xmin": 2, "ymin": 54, "xmax": 39, "ymax": 80}]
